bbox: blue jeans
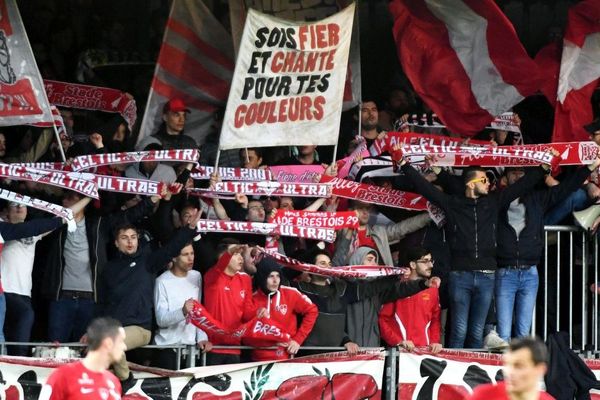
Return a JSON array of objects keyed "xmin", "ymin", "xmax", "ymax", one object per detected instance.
[
  {"xmin": 448, "ymin": 270, "xmax": 495, "ymax": 349},
  {"xmin": 495, "ymin": 266, "xmax": 539, "ymax": 342},
  {"xmin": 48, "ymin": 297, "xmax": 95, "ymax": 342},
  {"xmin": 544, "ymin": 188, "xmax": 589, "ymax": 225},
  {"xmin": 4, "ymin": 293, "xmax": 34, "ymax": 356}
]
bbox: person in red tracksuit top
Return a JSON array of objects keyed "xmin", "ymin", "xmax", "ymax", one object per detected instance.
[
  {"xmin": 203, "ymin": 243, "xmax": 256, "ymax": 365},
  {"xmin": 248, "ymin": 258, "xmax": 318, "ymax": 361},
  {"xmin": 379, "ymin": 246, "xmax": 442, "ymax": 353}
]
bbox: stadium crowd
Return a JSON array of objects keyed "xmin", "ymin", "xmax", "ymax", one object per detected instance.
[{"xmin": 0, "ymin": 89, "xmax": 600, "ymax": 390}]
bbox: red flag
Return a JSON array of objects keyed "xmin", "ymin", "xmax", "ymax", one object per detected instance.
[
  {"xmin": 0, "ymin": 0, "xmax": 53, "ymax": 126},
  {"xmin": 552, "ymin": 0, "xmax": 600, "ymax": 143},
  {"xmin": 389, "ymin": 0, "xmax": 541, "ymax": 136},
  {"xmin": 137, "ymin": 0, "xmax": 235, "ymax": 146}
]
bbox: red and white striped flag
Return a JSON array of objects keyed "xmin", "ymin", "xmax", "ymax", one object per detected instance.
[
  {"xmin": 389, "ymin": 0, "xmax": 541, "ymax": 136},
  {"xmin": 0, "ymin": 0, "xmax": 54, "ymax": 126},
  {"xmin": 552, "ymin": 0, "xmax": 600, "ymax": 143},
  {"xmin": 137, "ymin": 0, "xmax": 235, "ymax": 146}
]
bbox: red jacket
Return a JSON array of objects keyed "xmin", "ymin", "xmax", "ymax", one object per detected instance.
[
  {"xmin": 203, "ymin": 252, "xmax": 256, "ymax": 355},
  {"xmin": 379, "ymin": 287, "xmax": 441, "ymax": 347},
  {"xmin": 248, "ymin": 286, "xmax": 318, "ymax": 361},
  {"xmin": 470, "ymin": 382, "xmax": 555, "ymax": 400}
]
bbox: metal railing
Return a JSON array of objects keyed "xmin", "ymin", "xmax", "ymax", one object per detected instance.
[
  {"xmin": 535, "ymin": 225, "xmax": 600, "ymax": 352},
  {"xmin": 2, "ymin": 226, "xmax": 598, "ymax": 399}
]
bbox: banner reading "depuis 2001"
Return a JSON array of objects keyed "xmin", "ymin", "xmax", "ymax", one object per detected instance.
[{"xmin": 219, "ymin": 4, "xmax": 355, "ymax": 150}]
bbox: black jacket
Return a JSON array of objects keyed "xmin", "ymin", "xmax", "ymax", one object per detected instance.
[
  {"xmin": 401, "ymin": 163, "xmax": 545, "ymax": 271},
  {"xmin": 151, "ymin": 124, "xmax": 198, "ymax": 150},
  {"xmin": 41, "ymin": 198, "xmax": 156, "ymax": 301},
  {"xmin": 497, "ymin": 167, "xmax": 591, "ymax": 267},
  {"xmin": 295, "ymin": 278, "xmax": 427, "ymax": 347},
  {"xmin": 546, "ymin": 332, "xmax": 600, "ymax": 400},
  {"xmin": 97, "ymin": 226, "xmax": 196, "ymax": 329}
]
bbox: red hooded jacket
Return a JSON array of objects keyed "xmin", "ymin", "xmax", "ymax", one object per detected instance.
[
  {"xmin": 203, "ymin": 252, "xmax": 256, "ymax": 355},
  {"xmin": 248, "ymin": 286, "xmax": 318, "ymax": 361}
]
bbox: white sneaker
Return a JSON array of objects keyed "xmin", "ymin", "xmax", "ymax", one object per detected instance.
[{"xmin": 484, "ymin": 330, "xmax": 509, "ymax": 350}]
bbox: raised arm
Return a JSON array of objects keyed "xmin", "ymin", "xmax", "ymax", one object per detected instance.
[{"xmin": 400, "ymin": 163, "xmax": 451, "ymax": 209}]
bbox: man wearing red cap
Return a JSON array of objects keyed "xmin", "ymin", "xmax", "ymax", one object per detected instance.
[{"xmin": 137, "ymin": 98, "xmax": 198, "ymax": 150}]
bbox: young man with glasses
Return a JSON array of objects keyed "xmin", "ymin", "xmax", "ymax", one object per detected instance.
[
  {"xmin": 396, "ymin": 153, "xmax": 549, "ymax": 349},
  {"xmin": 379, "ymin": 247, "xmax": 442, "ymax": 353}
]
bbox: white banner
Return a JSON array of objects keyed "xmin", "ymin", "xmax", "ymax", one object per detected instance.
[
  {"xmin": 0, "ymin": 351, "xmax": 384, "ymax": 399},
  {"xmin": 396, "ymin": 349, "xmax": 558, "ymax": 400},
  {"xmin": 0, "ymin": 0, "xmax": 54, "ymax": 126},
  {"xmin": 219, "ymin": 4, "xmax": 355, "ymax": 150}
]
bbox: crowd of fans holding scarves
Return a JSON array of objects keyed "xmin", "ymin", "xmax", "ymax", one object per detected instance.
[
  {"xmin": 3, "ymin": 1, "xmax": 600, "ymax": 398},
  {"xmin": 2, "ymin": 91, "xmax": 600, "ymax": 391}
]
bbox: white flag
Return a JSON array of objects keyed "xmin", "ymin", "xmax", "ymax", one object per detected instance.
[
  {"xmin": 219, "ymin": 4, "xmax": 355, "ymax": 150},
  {"xmin": 0, "ymin": 0, "xmax": 53, "ymax": 126}
]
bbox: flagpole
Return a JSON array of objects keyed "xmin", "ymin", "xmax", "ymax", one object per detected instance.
[
  {"xmin": 11, "ymin": 0, "xmax": 66, "ymax": 162},
  {"xmin": 51, "ymin": 121, "xmax": 67, "ymax": 162},
  {"xmin": 214, "ymin": 149, "xmax": 221, "ymax": 171}
]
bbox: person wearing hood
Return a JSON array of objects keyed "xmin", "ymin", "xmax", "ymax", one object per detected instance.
[
  {"xmin": 332, "ymin": 201, "xmax": 430, "ymax": 268},
  {"xmin": 249, "ymin": 258, "xmax": 318, "ymax": 361},
  {"xmin": 125, "ymin": 143, "xmax": 176, "ymax": 184},
  {"xmin": 294, "ymin": 247, "xmax": 436, "ymax": 353},
  {"xmin": 96, "ymin": 209, "xmax": 201, "ymax": 383},
  {"xmin": 345, "ymin": 246, "xmax": 440, "ymax": 347}
]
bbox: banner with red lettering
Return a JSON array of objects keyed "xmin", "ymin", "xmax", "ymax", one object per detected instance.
[
  {"xmin": 271, "ymin": 209, "xmax": 359, "ymax": 230},
  {"xmin": 43, "ymin": 80, "xmax": 137, "ymax": 130},
  {"xmin": 70, "ymin": 149, "xmax": 199, "ymax": 171},
  {"xmin": 219, "ymin": 5, "xmax": 355, "ymax": 150},
  {"xmin": 320, "ymin": 175, "xmax": 428, "ymax": 211},
  {"xmin": 0, "ymin": 0, "xmax": 54, "ymax": 126},
  {"xmin": 0, "ymin": 164, "xmax": 98, "ymax": 198},
  {"xmin": 397, "ymin": 349, "xmax": 549, "ymax": 400},
  {"xmin": 191, "ymin": 181, "xmax": 331, "ymax": 198},
  {"xmin": 269, "ymin": 165, "xmax": 325, "ymax": 183},
  {"xmin": 196, "ymin": 219, "xmax": 336, "ymax": 242},
  {"xmin": 257, "ymin": 248, "xmax": 409, "ymax": 279},
  {"xmin": 229, "ymin": 0, "xmax": 361, "ymax": 111}
]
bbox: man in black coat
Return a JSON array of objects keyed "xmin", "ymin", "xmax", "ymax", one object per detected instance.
[
  {"xmin": 397, "ymin": 153, "xmax": 549, "ymax": 349},
  {"xmin": 97, "ymin": 207, "xmax": 201, "ymax": 382}
]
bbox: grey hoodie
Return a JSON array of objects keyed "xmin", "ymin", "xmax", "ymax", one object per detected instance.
[{"xmin": 345, "ymin": 246, "xmax": 427, "ymax": 347}]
